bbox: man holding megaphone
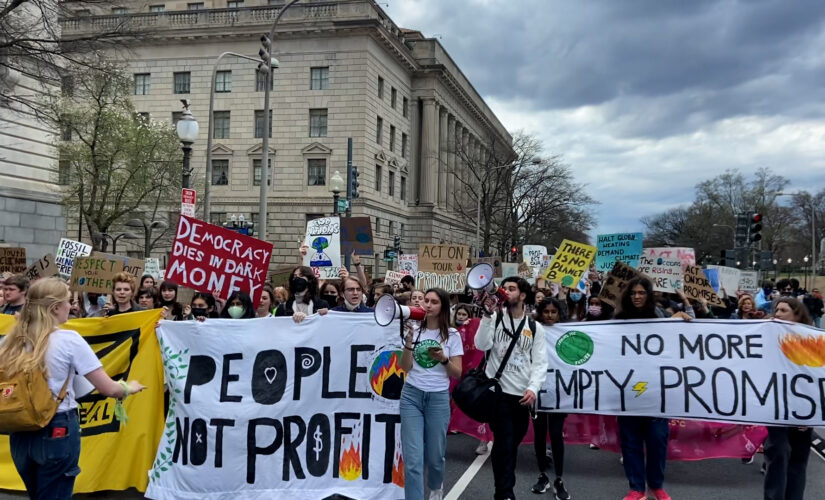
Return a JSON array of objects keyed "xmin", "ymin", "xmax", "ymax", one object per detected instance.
[{"xmin": 475, "ymin": 277, "xmax": 548, "ymax": 500}]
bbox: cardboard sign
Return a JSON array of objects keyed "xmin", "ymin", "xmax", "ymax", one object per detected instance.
[
  {"xmin": 144, "ymin": 258, "xmax": 162, "ymax": 279},
  {"xmin": 739, "ymin": 271, "xmax": 759, "ymax": 294},
  {"xmin": 55, "ymin": 238, "xmax": 92, "ymax": 277},
  {"xmin": 472, "ymin": 256, "xmax": 503, "ymax": 278},
  {"xmin": 416, "ymin": 271, "xmax": 466, "ymax": 293},
  {"xmin": 682, "ymin": 264, "xmax": 724, "ymax": 306},
  {"xmin": 595, "ymin": 233, "xmax": 643, "ymax": 272},
  {"xmin": 303, "ymin": 217, "xmax": 341, "ymax": 269},
  {"xmin": 0, "ymin": 247, "xmax": 27, "ymax": 273},
  {"xmin": 543, "ymin": 239, "xmax": 596, "ymax": 287},
  {"xmin": 165, "ymin": 215, "xmax": 273, "ymax": 307},
  {"xmin": 418, "ymin": 244, "xmax": 469, "ymax": 274},
  {"xmin": 398, "ymin": 254, "xmax": 418, "ymax": 275},
  {"xmin": 637, "ymin": 247, "xmax": 684, "ymax": 293},
  {"xmin": 70, "ymin": 255, "xmax": 123, "ymax": 294},
  {"xmin": 517, "ymin": 261, "xmax": 533, "ymax": 278},
  {"xmin": 340, "ymin": 217, "xmax": 374, "ymax": 256},
  {"xmin": 705, "ymin": 265, "xmax": 742, "ymax": 294},
  {"xmin": 92, "ymin": 252, "xmax": 145, "ymax": 281},
  {"xmin": 384, "ymin": 270, "xmax": 408, "ymax": 285},
  {"xmin": 23, "ymin": 253, "xmax": 59, "ymax": 281},
  {"xmin": 598, "ymin": 260, "xmax": 646, "ymax": 308}
]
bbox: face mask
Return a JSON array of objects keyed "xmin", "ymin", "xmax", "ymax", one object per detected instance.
[
  {"xmin": 291, "ymin": 277, "xmax": 308, "ymax": 294},
  {"xmin": 569, "ymin": 292, "xmax": 583, "ymax": 302},
  {"xmin": 191, "ymin": 307, "xmax": 208, "ymax": 317},
  {"xmin": 227, "ymin": 305, "xmax": 245, "ymax": 319},
  {"xmin": 321, "ymin": 294, "xmax": 338, "ymax": 307},
  {"xmin": 97, "ymin": 295, "xmax": 107, "ymax": 308},
  {"xmin": 455, "ymin": 318, "xmax": 465, "ymax": 326},
  {"xmin": 588, "ymin": 305, "xmax": 602, "ymax": 317}
]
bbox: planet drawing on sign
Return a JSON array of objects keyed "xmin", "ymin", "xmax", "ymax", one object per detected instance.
[
  {"xmin": 356, "ymin": 232, "xmax": 371, "ymax": 243},
  {"xmin": 369, "ymin": 350, "xmax": 406, "ymax": 400},
  {"xmin": 561, "ymin": 274, "xmax": 574, "ymax": 287},
  {"xmin": 556, "ymin": 330, "xmax": 594, "ymax": 366},
  {"xmin": 309, "ymin": 236, "xmax": 332, "ymax": 267},
  {"xmin": 413, "ymin": 339, "xmax": 441, "ymax": 368}
]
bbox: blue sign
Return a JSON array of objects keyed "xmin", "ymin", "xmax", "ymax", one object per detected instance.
[{"xmin": 595, "ymin": 232, "xmax": 644, "ymax": 273}]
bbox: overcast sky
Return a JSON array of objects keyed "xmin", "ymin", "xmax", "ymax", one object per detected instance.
[{"xmin": 386, "ymin": 0, "xmax": 825, "ymax": 238}]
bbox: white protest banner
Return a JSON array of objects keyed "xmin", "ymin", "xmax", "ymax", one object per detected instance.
[
  {"xmin": 637, "ymin": 248, "xmax": 684, "ymax": 293},
  {"xmin": 303, "ymin": 217, "xmax": 342, "ymax": 278},
  {"xmin": 146, "ymin": 314, "xmax": 404, "ymax": 500},
  {"xmin": 706, "ymin": 265, "xmax": 742, "ymax": 294},
  {"xmin": 740, "ymin": 271, "xmax": 759, "ymax": 294},
  {"xmin": 55, "ymin": 238, "xmax": 92, "ymax": 277},
  {"xmin": 398, "ymin": 254, "xmax": 418, "ymax": 276},
  {"xmin": 145, "ymin": 258, "xmax": 162, "ymax": 279},
  {"xmin": 523, "ymin": 245, "xmax": 547, "ymax": 276},
  {"xmin": 542, "ymin": 319, "xmax": 825, "ymax": 426},
  {"xmin": 384, "ymin": 270, "xmax": 408, "ymax": 285},
  {"xmin": 595, "ymin": 233, "xmax": 643, "ymax": 272}
]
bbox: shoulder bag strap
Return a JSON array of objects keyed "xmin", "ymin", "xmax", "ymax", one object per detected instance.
[
  {"xmin": 55, "ymin": 371, "xmax": 73, "ymax": 404},
  {"xmin": 492, "ymin": 312, "xmax": 527, "ymax": 381}
]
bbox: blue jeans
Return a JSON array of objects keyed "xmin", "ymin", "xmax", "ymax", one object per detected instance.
[
  {"xmin": 400, "ymin": 383, "xmax": 450, "ymax": 500},
  {"xmin": 617, "ymin": 416, "xmax": 669, "ymax": 492},
  {"xmin": 10, "ymin": 410, "xmax": 81, "ymax": 500}
]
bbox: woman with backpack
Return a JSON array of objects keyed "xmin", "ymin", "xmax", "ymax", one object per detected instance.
[{"xmin": 0, "ymin": 277, "xmax": 146, "ymax": 499}]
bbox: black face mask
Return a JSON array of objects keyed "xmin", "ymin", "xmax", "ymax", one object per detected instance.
[
  {"xmin": 191, "ymin": 307, "xmax": 208, "ymax": 317},
  {"xmin": 291, "ymin": 277, "xmax": 309, "ymax": 294},
  {"xmin": 321, "ymin": 294, "xmax": 338, "ymax": 307}
]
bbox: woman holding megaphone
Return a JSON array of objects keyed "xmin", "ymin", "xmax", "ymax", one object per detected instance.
[{"xmin": 399, "ymin": 288, "xmax": 463, "ymax": 500}]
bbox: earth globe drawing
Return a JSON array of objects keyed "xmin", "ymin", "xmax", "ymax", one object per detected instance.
[{"xmin": 310, "ymin": 236, "xmax": 332, "ymax": 266}]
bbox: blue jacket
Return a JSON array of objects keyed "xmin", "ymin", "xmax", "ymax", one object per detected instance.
[{"xmin": 331, "ymin": 304, "xmax": 374, "ymax": 313}]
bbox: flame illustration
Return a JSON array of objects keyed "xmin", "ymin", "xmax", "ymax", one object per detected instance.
[
  {"xmin": 392, "ymin": 446, "xmax": 405, "ymax": 487},
  {"xmin": 339, "ymin": 441, "xmax": 362, "ymax": 481},
  {"xmin": 779, "ymin": 333, "xmax": 825, "ymax": 367},
  {"xmin": 371, "ymin": 351, "xmax": 406, "ymax": 395}
]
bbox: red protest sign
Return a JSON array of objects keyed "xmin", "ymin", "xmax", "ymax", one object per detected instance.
[{"xmin": 165, "ymin": 215, "xmax": 273, "ymax": 307}]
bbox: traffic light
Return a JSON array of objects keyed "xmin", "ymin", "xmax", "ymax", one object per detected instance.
[
  {"xmin": 393, "ymin": 235, "xmax": 401, "ymax": 253},
  {"xmin": 749, "ymin": 213, "xmax": 762, "ymax": 244},
  {"xmin": 723, "ymin": 249, "xmax": 737, "ymax": 267},
  {"xmin": 734, "ymin": 213, "xmax": 749, "ymax": 248},
  {"xmin": 349, "ymin": 165, "xmax": 360, "ymax": 199},
  {"xmin": 258, "ymin": 35, "xmax": 272, "ymax": 75},
  {"xmin": 511, "ymin": 246, "xmax": 518, "ymax": 257}
]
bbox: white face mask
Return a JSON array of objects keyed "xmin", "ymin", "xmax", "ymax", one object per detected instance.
[{"xmin": 227, "ymin": 305, "xmax": 245, "ymax": 319}]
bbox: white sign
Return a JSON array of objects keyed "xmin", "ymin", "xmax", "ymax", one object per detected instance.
[
  {"xmin": 145, "ymin": 258, "xmax": 162, "ymax": 279},
  {"xmin": 501, "ymin": 263, "xmax": 519, "ymax": 279},
  {"xmin": 181, "ymin": 188, "xmax": 196, "ymax": 217},
  {"xmin": 705, "ymin": 265, "xmax": 742, "ymax": 294},
  {"xmin": 55, "ymin": 238, "xmax": 92, "ymax": 277},
  {"xmin": 637, "ymin": 247, "xmax": 684, "ymax": 293},
  {"xmin": 523, "ymin": 245, "xmax": 548, "ymax": 276},
  {"xmin": 398, "ymin": 254, "xmax": 418, "ymax": 276},
  {"xmin": 147, "ymin": 314, "xmax": 404, "ymax": 500},
  {"xmin": 384, "ymin": 270, "xmax": 408, "ymax": 285},
  {"xmin": 543, "ymin": 319, "xmax": 825, "ymax": 426},
  {"xmin": 740, "ymin": 271, "xmax": 759, "ymax": 294},
  {"xmin": 303, "ymin": 217, "xmax": 342, "ymax": 270}
]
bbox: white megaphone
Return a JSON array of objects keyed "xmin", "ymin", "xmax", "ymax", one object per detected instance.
[
  {"xmin": 467, "ymin": 262, "xmax": 507, "ymax": 313},
  {"xmin": 374, "ymin": 293, "xmax": 426, "ymax": 326}
]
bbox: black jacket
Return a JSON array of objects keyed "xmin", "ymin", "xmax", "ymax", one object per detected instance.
[{"xmin": 273, "ymin": 296, "xmax": 329, "ymax": 316}]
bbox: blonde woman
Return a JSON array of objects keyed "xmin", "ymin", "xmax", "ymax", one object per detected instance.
[{"xmin": 0, "ymin": 278, "xmax": 145, "ymax": 499}]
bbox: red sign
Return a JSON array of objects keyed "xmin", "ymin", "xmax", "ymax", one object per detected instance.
[
  {"xmin": 181, "ymin": 189, "xmax": 196, "ymax": 205},
  {"xmin": 165, "ymin": 215, "xmax": 273, "ymax": 307}
]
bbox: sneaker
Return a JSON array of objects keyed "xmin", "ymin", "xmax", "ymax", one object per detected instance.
[
  {"xmin": 588, "ymin": 443, "xmax": 600, "ymax": 450},
  {"xmin": 531, "ymin": 472, "xmax": 551, "ymax": 494},
  {"xmin": 647, "ymin": 488, "xmax": 671, "ymax": 500},
  {"xmin": 428, "ymin": 489, "xmax": 443, "ymax": 500},
  {"xmin": 741, "ymin": 455, "xmax": 754, "ymax": 465},
  {"xmin": 475, "ymin": 441, "xmax": 488, "ymax": 455},
  {"xmin": 622, "ymin": 491, "xmax": 646, "ymax": 500},
  {"xmin": 760, "ymin": 461, "xmax": 767, "ymax": 475},
  {"xmin": 553, "ymin": 477, "xmax": 571, "ymax": 500}
]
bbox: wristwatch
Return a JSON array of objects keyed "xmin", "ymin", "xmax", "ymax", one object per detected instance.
[{"xmin": 440, "ymin": 358, "xmax": 449, "ymax": 365}]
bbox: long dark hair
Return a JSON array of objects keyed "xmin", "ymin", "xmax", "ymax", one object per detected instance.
[
  {"xmin": 220, "ymin": 291, "xmax": 256, "ymax": 319},
  {"xmin": 191, "ymin": 293, "xmax": 219, "ymax": 318},
  {"xmin": 773, "ymin": 297, "xmax": 813, "ymax": 325},
  {"xmin": 159, "ymin": 281, "xmax": 183, "ymax": 319},
  {"xmin": 535, "ymin": 297, "xmax": 567, "ymax": 325},
  {"xmin": 419, "ymin": 288, "xmax": 451, "ymax": 342},
  {"xmin": 290, "ymin": 266, "xmax": 318, "ymax": 305},
  {"xmin": 615, "ymin": 277, "xmax": 658, "ymax": 319}
]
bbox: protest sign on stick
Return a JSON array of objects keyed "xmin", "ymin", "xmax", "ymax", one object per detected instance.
[
  {"xmin": 598, "ymin": 260, "xmax": 646, "ymax": 308},
  {"xmin": 55, "ymin": 238, "xmax": 92, "ymax": 277},
  {"xmin": 418, "ymin": 244, "xmax": 468, "ymax": 273},
  {"xmin": 595, "ymin": 233, "xmax": 643, "ymax": 272},
  {"xmin": 70, "ymin": 255, "xmax": 123, "ymax": 294},
  {"xmin": 739, "ymin": 271, "xmax": 759, "ymax": 294},
  {"xmin": 523, "ymin": 245, "xmax": 547, "ymax": 276},
  {"xmin": 0, "ymin": 247, "xmax": 26, "ymax": 273},
  {"xmin": 472, "ymin": 256, "xmax": 503, "ymax": 278},
  {"xmin": 542, "ymin": 239, "xmax": 596, "ymax": 287},
  {"xmin": 682, "ymin": 264, "xmax": 724, "ymax": 306},
  {"xmin": 637, "ymin": 247, "xmax": 685, "ymax": 293},
  {"xmin": 144, "ymin": 258, "xmax": 162, "ymax": 279},
  {"xmin": 23, "ymin": 254, "xmax": 59, "ymax": 282},
  {"xmin": 165, "ymin": 215, "xmax": 273, "ymax": 307},
  {"xmin": 340, "ymin": 217, "xmax": 373, "ymax": 256},
  {"xmin": 303, "ymin": 217, "xmax": 342, "ymax": 279},
  {"xmin": 384, "ymin": 270, "xmax": 408, "ymax": 285},
  {"xmin": 398, "ymin": 254, "xmax": 418, "ymax": 276},
  {"xmin": 92, "ymin": 252, "xmax": 145, "ymax": 281}
]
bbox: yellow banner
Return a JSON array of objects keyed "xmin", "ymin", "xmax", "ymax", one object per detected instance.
[{"xmin": 0, "ymin": 309, "xmax": 164, "ymax": 493}]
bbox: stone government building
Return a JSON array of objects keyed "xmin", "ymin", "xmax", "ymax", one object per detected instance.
[{"xmin": 61, "ymin": 0, "xmax": 513, "ymax": 273}]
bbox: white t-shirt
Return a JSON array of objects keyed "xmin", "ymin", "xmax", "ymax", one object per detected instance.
[
  {"xmin": 404, "ymin": 327, "xmax": 464, "ymax": 392},
  {"xmin": 46, "ymin": 329, "xmax": 102, "ymax": 412}
]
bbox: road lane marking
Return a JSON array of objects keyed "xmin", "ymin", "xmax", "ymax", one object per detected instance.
[{"xmin": 445, "ymin": 441, "xmax": 493, "ymax": 500}]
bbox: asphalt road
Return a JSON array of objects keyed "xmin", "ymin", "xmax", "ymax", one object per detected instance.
[{"xmin": 2, "ymin": 432, "xmax": 823, "ymax": 499}]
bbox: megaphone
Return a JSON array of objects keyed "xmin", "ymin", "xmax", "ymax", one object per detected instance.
[
  {"xmin": 467, "ymin": 263, "xmax": 507, "ymax": 313},
  {"xmin": 374, "ymin": 293, "xmax": 426, "ymax": 327}
]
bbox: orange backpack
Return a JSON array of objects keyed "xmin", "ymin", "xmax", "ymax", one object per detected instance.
[{"xmin": 0, "ymin": 367, "xmax": 71, "ymax": 433}]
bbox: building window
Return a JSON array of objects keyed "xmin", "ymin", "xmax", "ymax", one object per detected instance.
[
  {"xmin": 227, "ymin": 0, "xmax": 243, "ymax": 7},
  {"xmin": 376, "ymin": 116, "xmax": 383, "ymax": 145},
  {"xmin": 149, "ymin": 5, "xmax": 165, "ymax": 12},
  {"xmin": 58, "ymin": 160, "xmax": 71, "ymax": 185},
  {"xmin": 213, "ymin": 111, "xmax": 230, "ymax": 139},
  {"xmin": 254, "ymin": 110, "xmax": 272, "ymax": 138},
  {"xmin": 173, "ymin": 72, "xmax": 190, "ymax": 94},
  {"xmin": 375, "ymin": 164, "xmax": 382, "ymax": 192},
  {"xmin": 256, "ymin": 71, "xmax": 273, "ymax": 91},
  {"xmin": 388, "ymin": 170, "xmax": 395, "ymax": 197},
  {"xmin": 309, "ymin": 109, "xmax": 327, "ymax": 137},
  {"xmin": 375, "ymin": 216, "xmax": 381, "ymax": 235},
  {"xmin": 389, "ymin": 125, "xmax": 395, "ymax": 152},
  {"xmin": 172, "ymin": 111, "xmax": 183, "ymax": 125},
  {"xmin": 215, "ymin": 70, "xmax": 232, "ymax": 93},
  {"xmin": 310, "ymin": 67, "xmax": 329, "ymax": 90},
  {"xmin": 253, "ymin": 159, "xmax": 272, "ymax": 186},
  {"xmin": 391, "ymin": 87, "xmax": 397, "ymax": 108},
  {"xmin": 388, "ymin": 220, "xmax": 394, "ymax": 236},
  {"xmin": 402, "ymin": 96, "xmax": 408, "ymax": 118},
  {"xmin": 400, "ymin": 222, "xmax": 405, "ymax": 236},
  {"xmin": 400, "ymin": 176, "xmax": 407, "ymax": 201},
  {"xmin": 377, "ymin": 77, "xmax": 384, "ymax": 99},
  {"xmin": 210, "ymin": 212, "xmax": 226, "ymax": 225},
  {"xmin": 112, "ymin": 7, "xmax": 128, "ymax": 15},
  {"xmin": 61, "ymin": 75, "xmax": 74, "ymax": 97},
  {"xmin": 137, "ymin": 112, "xmax": 150, "ymax": 122},
  {"xmin": 401, "ymin": 133, "xmax": 408, "ymax": 158},
  {"xmin": 188, "ymin": 2, "xmax": 205, "ymax": 10},
  {"xmin": 211, "ymin": 160, "xmax": 229, "ymax": 185},
  {"xmin": 134, "ymin": 73, "xmax": 150, "ymax": 95},
  {"xmin": 307, "ymin": 159, "xmax": 326, "ymax": 186},
  {"xmin": 61, "ymin": 124, "xmax": 72, "ymax": 141}
]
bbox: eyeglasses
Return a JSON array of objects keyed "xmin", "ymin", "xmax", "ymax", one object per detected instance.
[{"xmin": 344, "ymin": 288, "xmax": 362, "ymax": 293}]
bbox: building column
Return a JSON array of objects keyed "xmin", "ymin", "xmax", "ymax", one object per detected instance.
[
  {"xmin": 461, "ymin": 129, "xmax": 470, "ymax": 212},
  {"xmin": 420, "ymin": 98, "xmax": 439, "ymax": 206},
  {"xmin": 438, "ymin": 108, "xmax": 449, "ymax": 208},
  {"xmin": 446, "ymin": 116, "xmax": 456, "ymax": 212}
]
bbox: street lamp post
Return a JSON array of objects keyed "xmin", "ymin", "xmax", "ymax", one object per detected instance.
[
  {"xmin": 125, "ymin": 219, "xmax": 170, "ymax": 258},
  {"xmin": 787, "ymin": 258, "xmax": 793, "ymax": 278},
  {"xmin": 176, "ymin": 99, "xmax": 199, "ymax": 189},
  {"xmin": 804, "ymin": 256, "xmax": 810, "ymax": 289},
  {"xmin": 92, "ymin": 232, "xmax": 139, "ymax": 255},
  {"xmin": 330, "ymin": 170, "xmax": 344, "ymax": 215},
  {"xmin": 773, "ymin": 259, "xmax": 778, "ymax": 280}
]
